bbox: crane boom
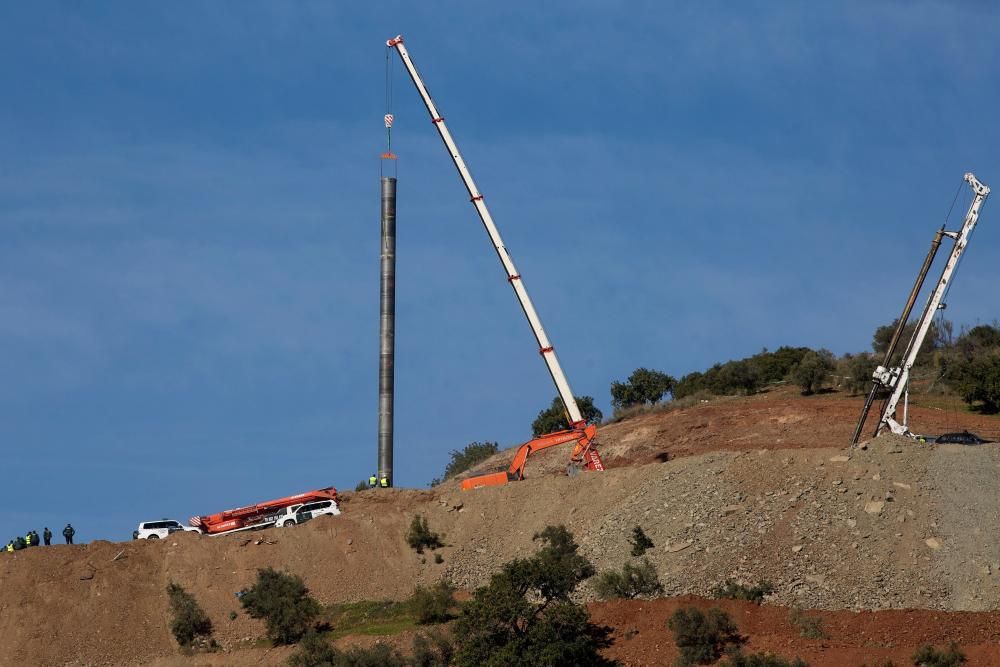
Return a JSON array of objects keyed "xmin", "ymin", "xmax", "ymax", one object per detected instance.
[
  {"xmin": 867, "ymin": 172, "xmax": 990, "ymax": 439},
  {"xmin": 386, "ymin": 35, "xmax": 584, "ymax": 426}
]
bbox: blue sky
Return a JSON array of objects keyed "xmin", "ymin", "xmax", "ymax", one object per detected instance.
[{"xmin": 1, "ymin": 2, "xmax": 999, "ymax": 542}]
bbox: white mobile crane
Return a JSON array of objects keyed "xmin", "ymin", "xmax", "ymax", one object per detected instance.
[
  {"xmin": 386, "ymin": 35, "xmax": 603, "ymax": 489},
  {"xmin": 852, "ymin": 172, "xmax": 990, "ymax": 443}
]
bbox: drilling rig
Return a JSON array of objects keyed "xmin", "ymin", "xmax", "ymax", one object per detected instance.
[{"xmin": 851, "ymin": 172, "xmax": 990, "ymax": 444}]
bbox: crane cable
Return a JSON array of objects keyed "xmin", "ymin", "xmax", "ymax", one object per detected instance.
[
  {"xmin": 928, "ymin": 180, "xmax": 983, "ymax": 436},
  {"xmin": 938, "ymin": 183, "xmax": 985, "ymax": 435},
  {"xmin": 939, "ymin": 179, "xmax": 971, "ymax": 306},
  {"xmin": 380, "ymin": 45, "xmax": 397, "ymax": 179},
  {"xmin": 887, "ymin": 179, "xmax": 969, "ymax": 432}
]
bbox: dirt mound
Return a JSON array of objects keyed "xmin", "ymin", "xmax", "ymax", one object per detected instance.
[
  {"xmin": 460, "ymin": 386, "xmax": 1000, "ymax": 479},
  {"xmin": 0, "ymin": 490, "xmax": 441, "ymax": 666},
  {"xmin": 3, "ymin": 390, "xmax": 1000, "ymax": 665}
]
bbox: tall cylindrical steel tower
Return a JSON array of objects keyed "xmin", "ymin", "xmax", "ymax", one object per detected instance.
[{"xmin": 378, "ymin": 176, "xmax": 397, "ymax": 486}]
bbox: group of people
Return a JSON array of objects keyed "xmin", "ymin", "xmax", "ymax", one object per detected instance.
[
  {"xmin": 368, "ymin": 473, "xmax": 390, "ymax": 488},
  {"xmin": 4, "ymin": 524, "xmax": 75, "ymax": 553}
]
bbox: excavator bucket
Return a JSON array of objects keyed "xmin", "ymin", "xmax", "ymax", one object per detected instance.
[
  {"xmin": 583, "ymin": 448, "xmax": 605, "ymax": 471},
  {"xmin": 460, "ymin": 471, "xmax": 509, "ymax": 491}
]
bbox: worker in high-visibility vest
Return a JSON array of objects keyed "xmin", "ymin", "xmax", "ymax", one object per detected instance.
[
  {"xmin": 5, "ymin": 541, "xmax": 13, "ymax": 553},
  {"xmin": 379, "ymin": 475, "xmax": 389, "ymax": 488},
  {"xmin": 24, "ymin": 532, "xmax": 32, "ymax": 547},
  {"xmin": 368, "ymin": 474, "xmax": 377, "ymax": 489}
]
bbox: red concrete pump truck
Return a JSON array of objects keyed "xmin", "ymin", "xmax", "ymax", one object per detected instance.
[{"xmin": 190, "ymin": 487, "xmax": 340, "ymax": 535}]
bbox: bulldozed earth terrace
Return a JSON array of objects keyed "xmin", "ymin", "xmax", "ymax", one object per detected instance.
[{"xmin": 3, "ymin": 387, "xmax": 1000, "ymax": 665}]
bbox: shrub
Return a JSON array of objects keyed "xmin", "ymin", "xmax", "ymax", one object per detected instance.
[
  {"xmin": 287, "ymin": 631, "xmax": 339, "ymax": 666},
  {"xmin": 411, "ymin": 630, "xmax": 455, "ymax": 667},
  {"xmin": 434, "ymin": 553, "xmax": 444, "ymax": 564},
  {"xmin": 673, "ymin": 370, "xmax": 707, "ymax": 399},
  {"xmin": 942, "ymin": 353, "xmax": 1000, "ymax": 414},
  {"xmin": 720, "ymin": 649, "xmax": 809, "ymax": 666},
  {"xmin": 288, "ymin": 634, "xmax": 407, "ymax": 667},
  {"xmin": 715, "ymin": 360, "xmax": 761, "ymax": 396},
  {"xmin": 710, "ymin": 579, "xmax": 774, "ymax": 604},
  {"xmin": 673, "ymin": 347, "xmax": 814, "ymax": 400},
  {"xmin": 873, "ymin": 319, "xmax": 940, "ymax": 360},
  {"xmin": 629, "ymin": 525, "xmax": 654, "ymax": 556},
  {"xmin": 531, "ymin": 396, "xmax": 603, "ymax": 437},
  {"xmin": 240, "ymin": 567, "xmax": 321, "ymax": 645},
  {"xmin": 749, "ymin": 347, "xmax": 813, "ymax": 384},
  {"xmin": 407, "ymin": 516, "xmax": 443, "ymax": 554},
  {"xmin": 166, "ymin": 582, "xmax": 214, "ymax": 648},
  {"xmin": 668, "ymin": 606, "xmax": 741, "ymax": 666},
  {"xmin": 789, "ymin": 350, "xmax": 836, "ymax": 395},
  {"xmin": 453, "ymin": 525, "xmax": 607, "ymax": 667},
  {"xmin": 593, "ymin": 559, "xmax": 663, "ymax": 600},
  {"xmin": 912, "ymin": 643, "xmax": 967, "ymax": 667},
  {"xmin": 355, "ymin": 480, "xmax": 369, "ymax": 492},
  {"xmin": 610, "ymin": 368, "xmax": 676, "ymax": 410},
  {"xmin": 788, "ymin": 608, "xmax": 827, "ymax": 639},
  {"xmin": 437, "ymin": 441, "xmax": 499, "ymax": 483},
  {"xmin": 411, "ymin": 580, "xmax": 456, "ymax": 624},
  {"xmin": 838, "ymin": 352, "xmax": 878, "ymax": 395},
  {"xmin": 952, "ymin": 323, "xmax": 1000, "ymax": 356}
]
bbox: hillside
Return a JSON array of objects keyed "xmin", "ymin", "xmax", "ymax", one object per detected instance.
[{"xmin": 3, "ymin": 388, "xmax": 1000, "ymax": 665}]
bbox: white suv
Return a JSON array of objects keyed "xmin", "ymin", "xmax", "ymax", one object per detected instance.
[
  {"xmin": 276, "ymin": 499, "xmax": 341, "ymax": 527},
  {"xmin": 134, "ymin": 519, "xmax": 203, "ymax": 540}
]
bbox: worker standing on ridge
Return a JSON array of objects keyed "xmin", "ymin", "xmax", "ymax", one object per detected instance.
[
  {"xmin": 379, "ymin": 474, "xmax": 389, "ymax": 489},
  {"xmin": 24, "ymin": 531, "xmax": 33, "ymax": 547},
  {"xmin": 43, "ymin": 527, "xmax": 51, "ymax": 546},
  {"xmin": 369, "ymin": 473, "xmax": 377, "ymax": 489},
  {"xmin": 5, "ymin": 540, "xmax": 12, "ymax": 553},
  {"xmin": 63, "ymin": 524, "xmax": 75, "ymax": 545}
]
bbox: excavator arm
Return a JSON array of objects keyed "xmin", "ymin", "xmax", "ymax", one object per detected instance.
[{"xmin": 460, "ymin": 424, "xmax": 602, "ymax": 490}]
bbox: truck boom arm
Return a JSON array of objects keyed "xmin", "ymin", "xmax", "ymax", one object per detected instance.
[
  {"xmin": 191, "ymin": 487, "xmax": 339, "ymax": 534},
  {"xmin": 386, "ymin": 35, "xmax": 584, "ymax": 426}
]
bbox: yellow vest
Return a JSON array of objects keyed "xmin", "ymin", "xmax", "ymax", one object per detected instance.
[
  {"xmin": 379, "ymin": 478, "xmax": 389, "ymax": 488},
  {"xmin": 24, "ymin": 534, "xmax": 31, "ymax": 546},
  {"xmin": 5, "ymin": 544, "xmax": 12, "ymax": 553}
]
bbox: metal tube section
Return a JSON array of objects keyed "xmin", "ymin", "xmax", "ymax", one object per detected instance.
[
  {"xmin": 881, "ymin": 229, "xmax": 945, "ymax": 370},
  {"xmin": 850, "ymin": 229, "xmax": 944, "ymax": 444},
  {"xmin": 378, "ymin": 176, "xmax": 397, "ymax": 486},
  {"xmin": 388, "ymin": 36, "xmax": 584, "ymax": 425}
]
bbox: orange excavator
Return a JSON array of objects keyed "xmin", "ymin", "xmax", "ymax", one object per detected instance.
[
  {"xmin": 386, "ymin": 36, "xmax": 604, "ymax": 490},
  {"xmin": 460, "ymin": 425, "xmax": 602, "ymax": 490}
]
